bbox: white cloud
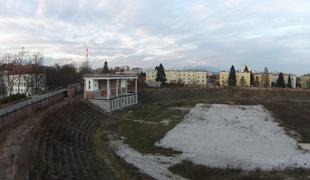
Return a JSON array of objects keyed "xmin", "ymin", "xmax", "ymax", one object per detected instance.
[{"xmin": 0, "ymin": 0, "xmax": 309, "ymax": 74}]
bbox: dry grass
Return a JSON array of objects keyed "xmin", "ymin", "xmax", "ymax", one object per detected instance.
[
  {"xmin": 170, "ymin": 160, "xmax": 310, "ymax": 180},
  {"xmin": 96, "ymin": 87, "xmax": 310, "ymax": 179}
]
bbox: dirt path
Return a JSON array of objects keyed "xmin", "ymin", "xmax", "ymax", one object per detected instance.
[{"xmin": 0, "ymin": 116, "xmax": 37, "ymax": 180}]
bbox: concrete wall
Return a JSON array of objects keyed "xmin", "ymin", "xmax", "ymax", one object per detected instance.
[{"xmin": 0, "ymin": 92, "xmax": 64, "ymax": 128}]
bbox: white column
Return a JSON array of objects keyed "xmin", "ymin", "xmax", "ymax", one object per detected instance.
[
  {"xmin": 107, "ymin": 79, "xmax": 110, "ymax": 99},
  {"xmin": 135, "ymin": 78, "xmax": 138, "ymax": 94},
  {"xmin": 116, "ymin": 79, "xmax": 119, "ymax": 97},
  {"xmin": 84, "ymin": 79, "xmax": 86, "ymax": 99},
  {"xmin": 120, "ymin": 80, "xmax": 123, "ymax": 94},
  {"xmin": 125, "ymin": 80, "xmax": 128, "ymax": 94}
]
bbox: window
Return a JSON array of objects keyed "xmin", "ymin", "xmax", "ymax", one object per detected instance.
[{"xmin": 88, "ymin": 81, "xmax": 91, "ymax": 90}]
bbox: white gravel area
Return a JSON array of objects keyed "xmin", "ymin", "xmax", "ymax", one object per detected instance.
[
  {"xmin": 157, "ymin": 104, "xmax": 310, "ymax": 170},
  {"xmin": 110, "ymin": 139, "xmax": 186, "ymax": 180}
]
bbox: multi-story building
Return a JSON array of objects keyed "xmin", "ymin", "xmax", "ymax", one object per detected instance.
[
  {"xmin": 253, "ymin": 73, "xmax": 272, "ymax": 87},
  {"xmin": 0, "ymin": 64, "xmax": 46, "ymax": 97},
  {"xmin": 219, "ymin": 71, "xmax": 251, "ymax": 87},
  {"xmin": 271, "ymin": 73, "xmax": 297, "ymax": 88},
  {"xmin": 219, "ymin": 65, "xmax": 297, "ymax": 88},
  {"xmin": 220, "ymin": 65, "xmax": 251, "ymax": 87},
  {"xmin": 146, "ymin": 70, "xmax": 211, "ymax": 86},
  {"xmin": 301, "ymin": 74, "xmax": 310, "ymax": 89}
]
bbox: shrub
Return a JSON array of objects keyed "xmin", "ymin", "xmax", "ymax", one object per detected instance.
[{"xmin": 0, "ymin": 93, "xmax": 27, "ymax": 104}]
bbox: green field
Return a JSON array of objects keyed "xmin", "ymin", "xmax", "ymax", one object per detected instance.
[{"xmin": 95, "ymin": 87, "xmax": 310, "ymax": 179}]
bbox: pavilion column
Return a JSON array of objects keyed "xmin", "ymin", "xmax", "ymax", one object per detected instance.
[
  {"xmin": 84, "ymin": 79, "xmax": 86, "ymax": 99},
  {"xmin": 135, "ymin": 78, "xmax": 138, "ymax": 94},
  {"xmin": 125, "ymin": 80, "xmax": 128, "ymax": 93},
  {"xmin": 107, "ymin": 79, "xmax": 110, "ymax": 99},
  {"xmin": 120, "ymin": 80, "xmax": 123, "ymax": 94},
  {"xmin": 116, "ymin": 79, "xmax": 119, "ymax": 97}
]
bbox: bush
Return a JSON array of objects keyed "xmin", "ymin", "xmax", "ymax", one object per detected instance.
[{"xmin": 0, "ymin": 93, "xmax": 27, "ymax": 104}]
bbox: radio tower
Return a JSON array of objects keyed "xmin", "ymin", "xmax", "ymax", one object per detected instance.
[{"xmin": 85, "ymin": 44, "xmax": 88, "ymax": 62}]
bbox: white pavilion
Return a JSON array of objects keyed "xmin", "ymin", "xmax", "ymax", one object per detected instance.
[{"xmin": 83, "ymin": 73, "xmax": 138, "ymax": 112}]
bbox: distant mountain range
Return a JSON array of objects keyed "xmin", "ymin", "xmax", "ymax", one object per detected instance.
[{"xmin": 181, "ymin": 66, "xmax": 220, "ymax": 73}]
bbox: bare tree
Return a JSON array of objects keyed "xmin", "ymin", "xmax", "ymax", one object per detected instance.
[
  {"xmin": 1, "ymin": 54, "xmax": 16, "ymax": 96},
  {"xmin": 79, "ymin": 60, "xmax": 92, "ymax": 75},
  {"xmin": 30, "ymin": 52, "xmax": 44, "ymax": 94},
  {"xmin": 13, "ymin": 48, "xmax": 26, "ymax": 94}
]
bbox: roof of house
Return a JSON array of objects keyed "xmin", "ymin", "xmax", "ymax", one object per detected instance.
[
  {"xmin": 84, "ymin": 73, "xmax": 138, "ymax": 79},
  {"xmin": 0, "ymin": 63, "xmax": 44, "ymax": 75}
]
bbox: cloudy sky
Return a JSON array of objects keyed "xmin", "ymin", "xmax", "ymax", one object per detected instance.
[{"xmin": 0, "ymin": 0, "xmax": 310, "ymax": 74}]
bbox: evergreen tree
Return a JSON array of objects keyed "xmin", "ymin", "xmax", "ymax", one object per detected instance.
[
  {"xmin": 250, "ymin": 71, "xmax": 254, "ymax": 86},
  {"xmin": 276, "ymin": 72, "xmax": 285, "ymax": 88},
  {"xmin": 102, "ymin": 61, "xmax": 109, "ymax": 73},
  {"xmin": 244, "ymin": 65, "xmax": 249, "ymax": 73},
  {"xmin": 228, "ymin": 65, "xmax": 236, "ymax": 87},
  {"xmin": 155, "ymin": 64, "xmax": 167, "ymax": 85},
  {"xmin": 255, "ymin": 76, "xmax": 260, "ymax": 87},
  {"xmin": 262, "ymin": 67, "xmax": 270, "ymax": 87},
  {"xmin": 287, "ymin": 74, "xmax": 293, "ymax": 88}
]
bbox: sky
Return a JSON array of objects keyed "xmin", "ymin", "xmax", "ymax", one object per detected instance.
[{"xmin": 0, "ymin": 0, "xmax": 310, "ymax": 75}]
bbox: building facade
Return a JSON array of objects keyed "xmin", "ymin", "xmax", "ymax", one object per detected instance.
[
  {"xmin": 301, "ymin": 75, "xmax": 310, "ymax": 89},
  {"xmin": 271, "ymin": 73, "xmax": 297, "ymax": 88},
  {"xmin": 219, "ymin": 71, "xmax": 251, "ymax": 87},
  {"xmin": 84, "ymin": 73, "xmax": 138, "ymax": 112},
  {"xmin": 253, "ymin": 73, "xmax": 272, "ymax": 87},
  {"xmin": 146, "ymin": 70, "xmax": 210, "ymax": 86},
  {"xmin": 219, "ymin": 65, "xmax": 297, "ymax": 88},
  {"xmin": 2, "ymin": 73, "xmax": 46, "ymax": 96},
  {"xmin": 0, "ymin": 64, "xmax": 46, "ymax": 97}
]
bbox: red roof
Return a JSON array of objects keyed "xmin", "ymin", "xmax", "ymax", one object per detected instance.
[{"xmin": 0, "ymin": 63, "xmax": 44, "ymax": 75}]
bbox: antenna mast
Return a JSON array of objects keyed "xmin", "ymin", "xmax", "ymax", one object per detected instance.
[{"xmin": 85, "ymin": 45, "xmax": 88, "ymax": 62}]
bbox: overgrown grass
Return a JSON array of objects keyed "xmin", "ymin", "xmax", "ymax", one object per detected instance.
[
  {"xmin": 169, "ymin": 160, "xmax": 310, "ymax": 180},
  {"xmin": 264, "ymin": 102, "xmax": 310, "ymax": 142},
  {"xmin": 94, "ymin": 119, "xmax": 155, "ymax": 180},
  {"xmin": 96, "ymin": 87, "xmax": 310, "ymax": 179},
  {"xmin": 113, "ymin": 103, "xmax": 189, "ymax": 155}
]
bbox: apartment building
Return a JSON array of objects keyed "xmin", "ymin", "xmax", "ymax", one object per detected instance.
[
  {"xmin": 253, "ymin": 73, "xmax": 272, "ymax": 87},
  {"xmin": 0, "ymin": 64, "xmax": 46, "ymax": 97},
  {"xmin": 219, "ymin": 71, "xmax": 251, "ymax": 87},
  {"xmin": 271, "ymin": 73, "xmax": 297, "ymax": 88},
  {"xmin": 301, "ymin": 75, "xmax": 310, "ymax": 89},
  {"xmin": 146, "ymin": 70, "xmax": 211, "ymax": 86}
]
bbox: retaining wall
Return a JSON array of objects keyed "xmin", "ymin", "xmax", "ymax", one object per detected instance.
[{"xmin": 0, "ymin": 89, "xmax": 65, "ymax": 129}]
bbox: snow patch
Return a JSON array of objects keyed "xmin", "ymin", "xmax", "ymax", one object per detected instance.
[
  {"xmin": 157, "ymin": 104, "xmax": 310, "ymax": 170},
  {"xmin": 110, "ymin": 139, "xmax": 186, "ymax": 180}
]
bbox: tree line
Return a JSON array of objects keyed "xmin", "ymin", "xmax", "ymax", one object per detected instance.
[{"xmin": 0, "ymin": 48, "xmax": 148, "ymax": 98}]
